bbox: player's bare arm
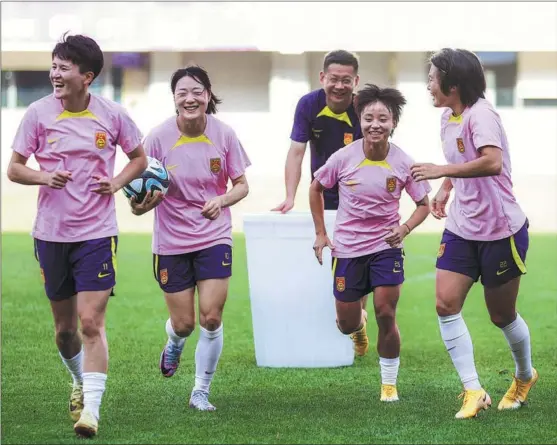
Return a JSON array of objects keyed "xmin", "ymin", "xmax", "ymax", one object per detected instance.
[
  {"xmin": 94, "ymin": 144, "xmax": 147, "ymax": 195},
  {"xmin": 309, "ymin": 178, "xmax": 334, "ymax": 265},
  {"xmin": 202, "ymin": 174, "xmax": 249, "ymax": 220},
  {"xmin": 385, "ymin": 196, "xmax": 430, "ymax": 247},
  {"xmin": 411, "ymin": 146, "xmax": 502, "ymax": 181},
  {"xmin": 7, "ymin": 151, "xmax": 72, "ymax": 188},
  {"xmin": 271, "ymin": 140, "xmax": 306, "ymax": 213},
  {"xmin": 431, "ymin": 178, "xmax": 453, "ymax": 219}
]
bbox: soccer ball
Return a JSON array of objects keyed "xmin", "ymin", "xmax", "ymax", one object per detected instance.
[{"xmin": 122, "ymin": 156, "xmax": 170, "ymax": 203}]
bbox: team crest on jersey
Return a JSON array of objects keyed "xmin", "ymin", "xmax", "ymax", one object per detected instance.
[
  {"xmin": 95, "ymin": 131, "xmax": 107, "ymax": 149},
  {"xmin": 343, "ymin": 133, "xmax": 353, "ymax": 145},
  {"xmin": 456, "ymin": 138, "xmax": 465, "ymax": 153},
  {"xmin": 336, "ymin": 277, "xmax": 346, "ymax": 292},
  {"xmin": 160, "ymin": 268, "xmax": 168, "ymax": 285},
  {"xmin": 386, "ymin": 177, "xmax": 397, "ymax": 193},
  {"xmin": 210, "ymin": 158, "xmax": 222, "ymax": 174},
  {"xmin": 438, "ymin": 243, "xmax": 446, "ymax": 258}
]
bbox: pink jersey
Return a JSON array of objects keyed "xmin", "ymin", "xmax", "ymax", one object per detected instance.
[
  {"xmin": 145, "ymin": 115, "xmax": 251, "ymax": 255},
  {"xmin": 11, "ymin": 93, "xmax": 143, "ymax": 243},
  {"xmin": 314, "ymin": 140, "xmax": 431, "ymax": 258},
  {"xmin": 441, "ymin": 98, "xmax": 526, "ymax": 241}
]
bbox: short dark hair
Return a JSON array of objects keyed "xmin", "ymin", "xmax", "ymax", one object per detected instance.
[
  {"xmin": 52, "ymin": 32, "xmax": 104, "ymax": 82},
  {"xmin": 429, "ymin": 48, "xmax": 486, "ymax": 107},
  {"xmin": 170, "ymin": 65, "xmax": 222, "ymax": 114},
  {"xmin": 323, "ymin": 50, "xmax": 359, "ymax": 74},
  {"xmin": 354, "ymin": 84, "xmax": 407, "ymax": 129}
]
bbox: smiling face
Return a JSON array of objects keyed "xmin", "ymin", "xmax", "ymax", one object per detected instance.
[
  {"xmin": 50, "ymin": 56, "xmax": 93, "ymax": 101},
  {"xmin": 173, "ymin": 75, "xmax": 210, "ymax": 121},
  {"xmin": 320, "ymin": 63, "xmax": 359, "ymax": 109},
  {"xmin": 360, "ymin": 100, "xmax": 394, "ymax": 146},
  {"xmin": 427, "ymin": 64, "xmax": 457, "ymax": 108}
]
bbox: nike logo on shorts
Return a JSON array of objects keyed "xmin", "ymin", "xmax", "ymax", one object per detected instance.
[
  {"xmin": 222, "ymin": 262, "xmax": 231, "ymax": 267},
  {"xmin": 496, "ymin": 268, "xmax": 510, "ymax": 276},
  {"xmin": 98, "ymin": 272, "xmax": 111, "ymax": 278}
]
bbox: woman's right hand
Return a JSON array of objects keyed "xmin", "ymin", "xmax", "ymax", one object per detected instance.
[
  {"xmin": 431, "ymin": 187, "xmax": 451, "ymax": 219},
  {"xmin": 313, "ymin": 233, "xmax": 335, "ymax": 265},
  {"xmin": 130, "ymin": 190, "xmax": 165, "ymax": 216}
]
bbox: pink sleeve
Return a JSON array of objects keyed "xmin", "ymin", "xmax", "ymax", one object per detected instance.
[
  {"xmin": 404, "ymin": 156, "xmax": 432, "ymax": 202},
  {"xmin": 314, "ymin": 152, "xmax": 341, "ymax": 189},
  {"xmin": 116, "ymin": 107, "xmax": 144, "ymax": 154},
  {"xmin": 12, "ymin": 106, "xmax": 39, "ymax": 158},
  {"xmin": 143, "ymin": 132, "xmax": 161, "ymax": 160},
  {"xmin": 469, "ymin": 107, "xmax": 504, "ymax": 151},
  {"xmin": 226, "ymin": 129, "xmax": 251, "ymax": 180}
]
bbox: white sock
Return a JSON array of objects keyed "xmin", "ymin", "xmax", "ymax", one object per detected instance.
[
  {"xmin": 60, "ymin": 348, "xmax": 83, "ymax": 386},
  {"xmin": 166, "ymin": 318, "xmax": 187, "ymax": 347},
  {"xmin": 193, "ymin": 324, "xmax": 224, "ymax": 394},
  {"xmin": 438, "ymin": 313, "xmax": 482, "ymax": 390},
  {"xmin": 501, "ymin": 313, "xmax": 533, "ymax": 381},
  {"xmin": 82, "ymin": 372, "xmax": 107, "ymax": 420},
  {"xmin": 379, "ymin": 357, "xmax": 400, "ymax": 385}
]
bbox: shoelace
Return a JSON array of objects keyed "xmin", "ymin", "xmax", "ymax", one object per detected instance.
[
  {"xmin": 504, "ymin": 378, "xmax": 522, "ymax": 401},
  {"xmin": 165, "ymin": 343, "xmax": 182, "ymax": 368},
  {"xmin": 191, "ymin": 391, "xmax": 212, "ymax": 408},
  {"xmin": 383, "ymin": 386, "xmax": 396, "ymax": 398},
  {"xmin": 69, "ymin": 383, "xmax": 83, "ymax": 404},
  {"xmin": 458, "ymin": 391, "xmax": 472, "ymax": 407},
  {"xmin": 352, "ymin": 329, "xmax": 366, "ymax": 341}
]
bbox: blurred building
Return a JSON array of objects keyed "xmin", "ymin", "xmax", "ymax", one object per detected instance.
[{"xmin": 2, "ymin": 2, "xmax": 557, "ymax": 233}]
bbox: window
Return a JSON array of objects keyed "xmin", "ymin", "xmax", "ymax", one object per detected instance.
[
  {"xmin": 15, "ymin": 71, "xmax": 52, "ymax": 107},
  {"xmin": 523, "ymin": 98, "xmax": 557, "ymax": 107},
  {"xmin": 476, "ymin": 52, "xmax": 518, "ymax": 108},
  {"xmin": 89, "ymin": 67, "xmax": 123, "ymax": 103},
  {"xmin": 1, "ymin": 71, "xmax": 12, "ymax": 107},
  {"xmin": 88, "ymin": 70, "xmax": 105, "ymax": 96},
  {"xmin": 4, "ymin": 67, "xmax": 124, "ymax": 108},
  {"xmin": 112, "ymin": 66, "xmax": 123, "ymax": 104}
]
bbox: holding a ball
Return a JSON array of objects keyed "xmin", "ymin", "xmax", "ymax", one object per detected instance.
[
  {"xmin": 123, "ymin": 156, "xmax": 169, "ymax": 214},
  {"xmin": 128, "ymin": 65, "xmax": 251, "ymax": 413}
]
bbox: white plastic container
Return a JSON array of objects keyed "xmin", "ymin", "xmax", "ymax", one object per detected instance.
[{"xmin": 243, "ymin": 211, "xmax": 354, "ymax": 368}]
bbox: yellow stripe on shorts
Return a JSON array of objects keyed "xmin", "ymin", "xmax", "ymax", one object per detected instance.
[
  {"xmin": 332, "ymin": 257, "xmax": 337, "ymax": 277},
  {"xmin": 111, "ymin": 236, "xmax": 118, "ymax": 278},
  {"xmin": 154, "ymin": 254, "xmax": 159, "ymax": 280},
  {"xmin": 510, "ymin": 235, "xmax": 527, "ymax": 274}
]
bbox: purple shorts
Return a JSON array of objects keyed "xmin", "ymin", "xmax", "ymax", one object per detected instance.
[
  {"xmin": 34, "ymin": 236, "xmax": 118, "ymax": 301},
  {"xmin": 436, "ymin": 220, "xmax": 529, "ymax": 287},
  {"xmin": 332, "ymin": 248, "xmax": 405, "ymax": 302},
  {"xmin": 153, "ymin": 244, "xmax": 232, "ymax": 293}
]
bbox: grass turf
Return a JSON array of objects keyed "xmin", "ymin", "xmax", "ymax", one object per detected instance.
[{"xmin": 2, "ymin": 232, "xmax": 556, "ymax": 444}]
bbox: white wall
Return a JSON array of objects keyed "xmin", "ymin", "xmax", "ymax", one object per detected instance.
[
  {"xmin": 3, "ymin": 3, "xmax": 557, "ymax": 52},
  {"xmin": 517, "ymin": 52, "xmax": 557, "ymax": 100}
]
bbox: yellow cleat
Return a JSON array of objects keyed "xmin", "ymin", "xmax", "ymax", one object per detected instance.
[
  {"xmin": 380, "ymin": 384, "xmax": 399, "ymax": 402},
  {"xmin": 455, "ymin": 388, "xmax": 491, "ymax": 419},
  {"xmin": 350, "ymin": 310, "xmax": 369, "ymax": 356},
  {"xmin": 74, "ymin": 410, "xmax": 98, "ymax": 438},
  {"xmin": 498, "ymin": 368, "xmax": 539, "ymax": 411},
  {"xmin": 69, "ymin": 383, "xmax": 83, "ymax": 422}
]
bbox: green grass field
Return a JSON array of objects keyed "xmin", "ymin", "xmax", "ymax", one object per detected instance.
[{"xmin": 2, "ymin": 232, "xmax": 557, "ymax": 444}]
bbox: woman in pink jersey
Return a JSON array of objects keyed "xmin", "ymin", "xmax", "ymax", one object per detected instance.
[
  {"xmin": 411, "ymin": 48, "xmax": 537, "ymax": 419},
  {"xmin": 130, "ymin": 66, "xmax": 251, "ymax": 412},
  {"xmin": 310, "ymin": 84, "xmax": 431, "ymax": 402},
  {"xmin": 7, "ymin": 33, "xmax": 148, "ymax": 438}
]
